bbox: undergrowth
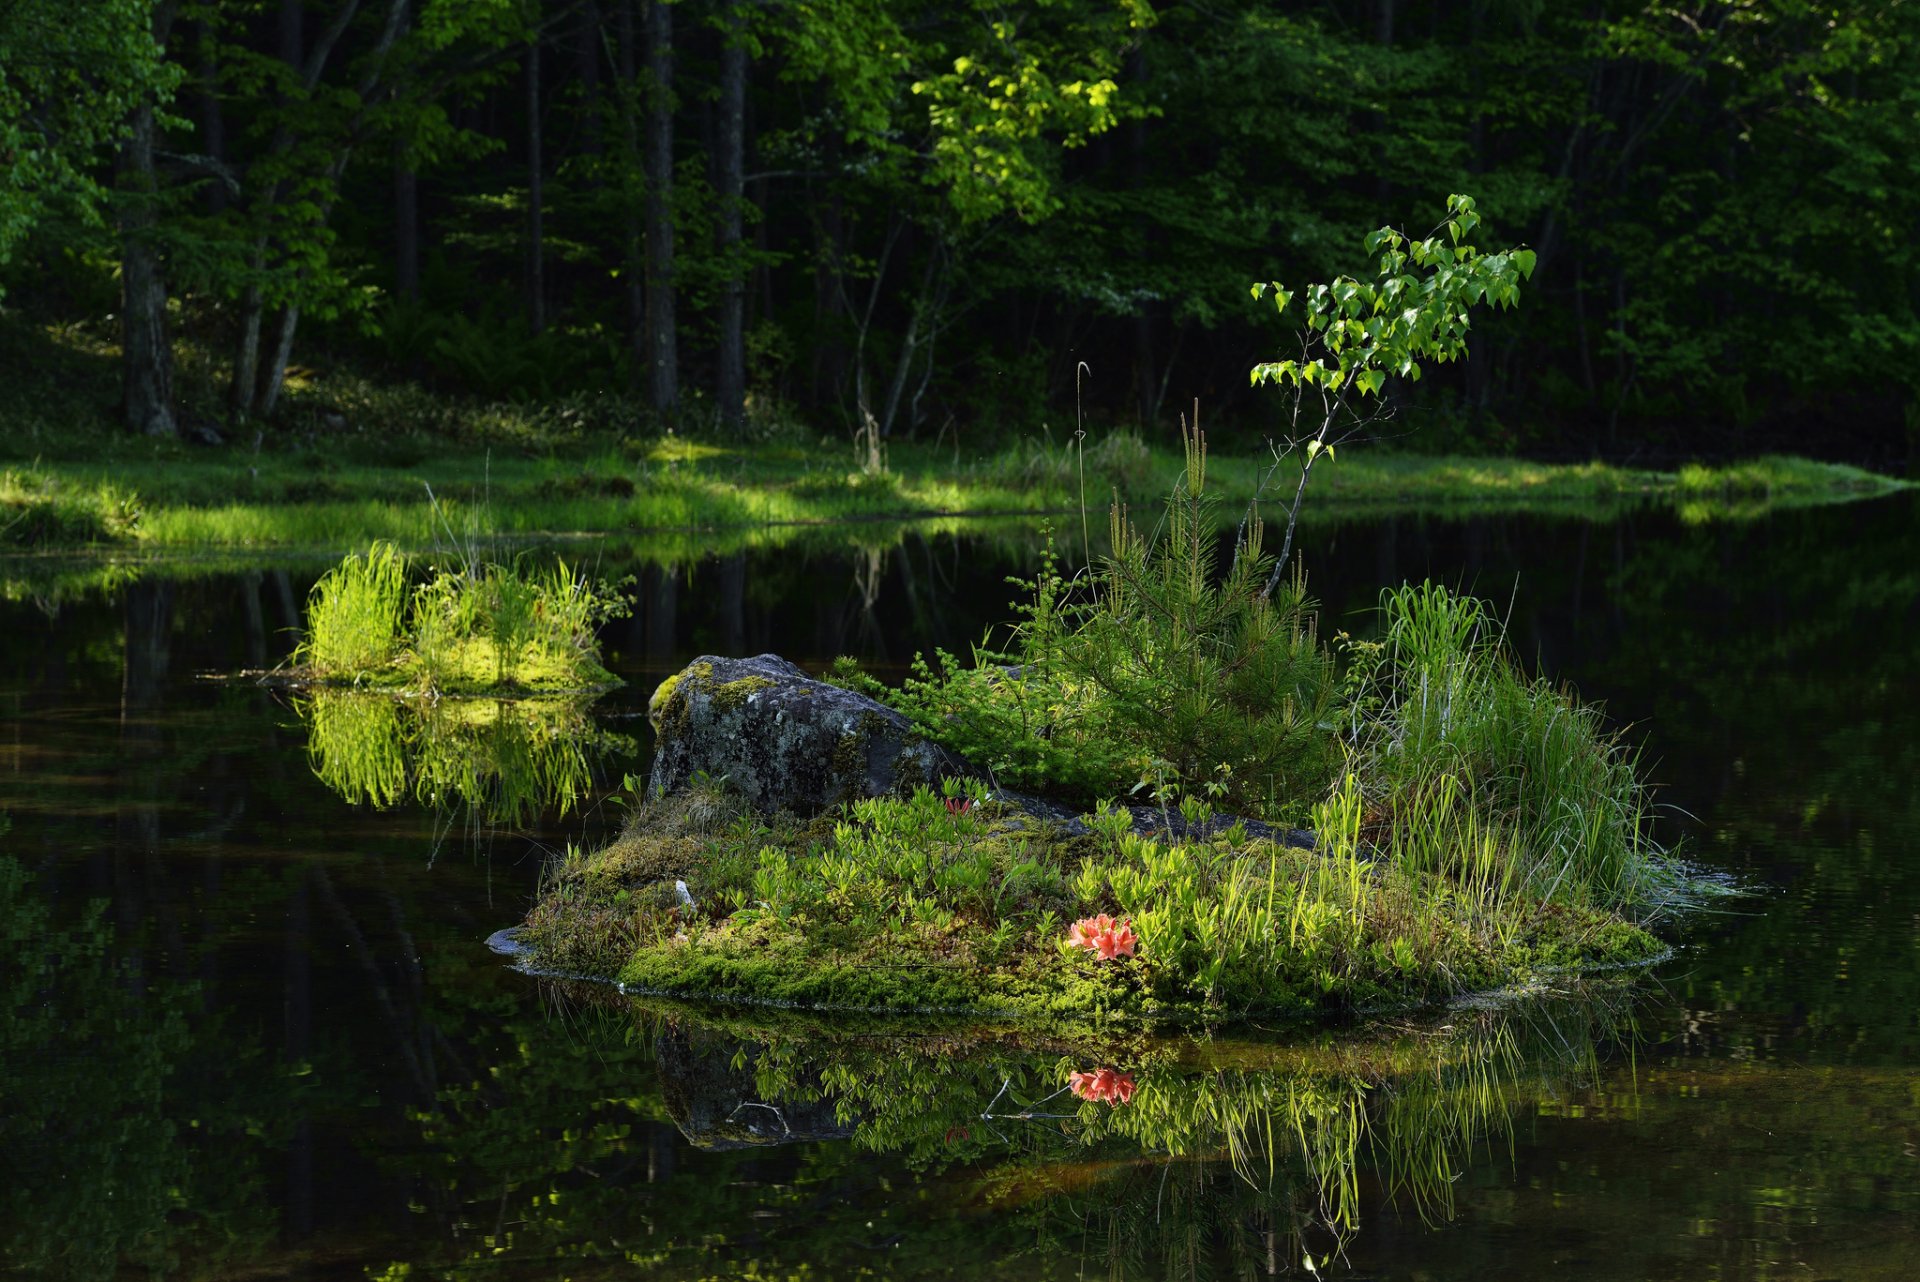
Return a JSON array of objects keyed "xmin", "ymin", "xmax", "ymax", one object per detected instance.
[{"xmin": 521, "ymin": 774, "xmax": 1661, "ymax": 1026}]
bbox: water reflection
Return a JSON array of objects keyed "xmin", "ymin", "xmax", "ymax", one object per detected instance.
[
  {"xmin": 295, "ymin": 690, "xmax": 635, "ymax": 827},
  {"xmin": 3, "ymin": 492, "xmax": 1919, "ymax": 1279}
]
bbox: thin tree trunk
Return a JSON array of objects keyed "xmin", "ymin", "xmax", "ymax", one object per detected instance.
[
  {"xmin": 880, "ymin": 249, "xmax": 940, "ymax": 438},
  {"xmin": 714, "ymin": 0, "xmax": 747, "ymax": 432},
  {"xmin": 616, "ymin": 0, "xmax": 646, "ymax": 390},
  {"xmin": 228, "ymin": 251, "xmax": 265, "ymax": 423},
  {"xmin": 121, "ymin": 3, "xmax": 180, "ymax": 439},
  {"xmin": 199, "ymin": 24, "xmax": 228, "ymax": 215},
  {"xmin": 526, "ymin": 15, "xmax": 546, "ymax": 335},
  {"xmin": 643, "ymin": 0, "xmax": 677, "ymax": 419},
  {"xmin": 1127, "ymin": 46, "xmax": 1152, "ymax": 428},
  {"xmin": 258, "ymin": 305, "xmax": 301, "ymax": 418}
]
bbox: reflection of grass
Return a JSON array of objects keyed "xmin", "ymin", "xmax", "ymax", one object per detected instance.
[
  {"xmin": 299, "ymin": 690, "xmax": 634, "ymax": 826},
  {"xmin": 610, "ymin": 986, "xmax": 1631, "ymax": 1261}
]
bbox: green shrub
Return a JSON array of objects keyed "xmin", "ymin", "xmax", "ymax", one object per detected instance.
[{"xmin": 891, "ymin": 427, "xmax": 1339, "ymax": 821}]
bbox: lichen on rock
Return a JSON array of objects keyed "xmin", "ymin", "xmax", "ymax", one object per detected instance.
[{"xmin": 646, "ymin": 654, "xmax": 971, "ymax": 814}]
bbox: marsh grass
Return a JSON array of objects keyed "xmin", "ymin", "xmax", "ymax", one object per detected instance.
[
  {"xmin": 1350, "ymin": 582, "xmax": 1666, "ymax": 908},
  {"xmin": 0, "ymin": 468, "xmax": 141, "ymax": 548},
  {"xmin": 294, "ymin": 542, "xmax": 627, "ymax": 694}
]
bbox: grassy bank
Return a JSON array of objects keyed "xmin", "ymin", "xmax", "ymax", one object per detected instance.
[{"xmin": 1, "ymin": 441, "xmax": 1904, "ymax": 552}]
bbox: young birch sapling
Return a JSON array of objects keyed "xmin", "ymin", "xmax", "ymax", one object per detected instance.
[{"xmin": 1245, "ymin": 194, "xmax": 1538, "ymax": 594}]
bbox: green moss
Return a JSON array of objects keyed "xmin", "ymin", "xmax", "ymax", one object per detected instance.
[
  {"xmin": 648, "ymin": 661, "xmax": 711, "ymax": 738},
  {"xmin": 523, "ymin": 787, "xmax": 1675, "ymax": 1032},
  {"xmin": 830, "ymin": 729, "xmax": 866, "ymax": 793},
  {"xmin": 710, "ymin": 674, "xmax": 776, "ymax": 713}
]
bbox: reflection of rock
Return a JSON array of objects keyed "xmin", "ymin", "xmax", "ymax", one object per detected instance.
[
  {"xmin": 648, "ymin": 654, "xmax": 968, "ymax": 815},
  {"xmin": 654, "ymin": 1023, "xmax": 857, "ymax": 1150},
  {"xmin": 646, "ymin": 653, "xmax": 1315, "ymax": 847}
]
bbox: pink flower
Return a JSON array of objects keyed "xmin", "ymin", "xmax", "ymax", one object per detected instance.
[
  {"xmin": 1069, "ymin": 1067, "xmax": 1137, "ymax": 1106},
  {"xmin": 1068, "ymin": 914, "xmax": 1138, "ymax": 961},
  {"xmin": 944, "ymin": 797, "xmax": 972, "ymax": 815}
]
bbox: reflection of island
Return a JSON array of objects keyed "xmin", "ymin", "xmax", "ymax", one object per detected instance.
[
  {"xmin": 629, "ymin": 986, "xmax": 1641, "ymax": 1269},
  {"xmin": 295, "ymin": 690, "xmax": 634, "ymax": 826}
]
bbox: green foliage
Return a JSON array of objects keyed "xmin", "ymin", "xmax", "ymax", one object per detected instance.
[
  {"xmin": 522, "ymin": 777, "xmax": 1660, "ymax": 1026},
  {"xmin": 892, "ymin": 429, "xmax": 1339, "ymax": 819},
  {"xmin": 0, "ymin": 467, "xmax": 141, "ymax": 547},
  {"xmin": 1349, "ymin": 582, "xmax": 1667, "ymax": 908},
  {"xmin": 1250, "ymin": 195, "xmax": 1536, "ymax": 398},
  {"xmin": 0, "ymin": 0, "xmax": 178, "ymax": 271},
  {"xmin": 294, "ymin": 542, "xmax": 629, "ymax": 694}
]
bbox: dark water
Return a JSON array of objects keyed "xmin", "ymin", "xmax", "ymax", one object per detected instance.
[{"xmin": 4, "ymin": 494, "xmax": 1918, "ymax": 1280}]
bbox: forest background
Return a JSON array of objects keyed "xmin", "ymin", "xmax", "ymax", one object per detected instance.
[{"xmin": 3, "ymin": 0, "xmax": 1916, "ymax": 473}]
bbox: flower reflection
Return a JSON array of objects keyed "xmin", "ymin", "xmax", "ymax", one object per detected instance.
[{"xmin": 1068, "ymin": 1067, "xmax": 1138, "ymax": 1106}]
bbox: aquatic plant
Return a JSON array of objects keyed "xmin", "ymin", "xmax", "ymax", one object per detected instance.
[
  {"xmin": 1347, "ymin": 581, "xmax": 1668, "ymax": 908},
  {"xmin": 293, "ymin": 542, "xmax": 628, "ymax": 695}
]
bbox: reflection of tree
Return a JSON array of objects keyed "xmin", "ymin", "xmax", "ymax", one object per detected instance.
[
  {"xmin": 296, "ymin": 691, "xmax": 635, "ymax": 827},
  {"xmin": 0, "ymin": 858, "xmax": 282, "ymax": 1281},
  {"xmin": 1592, "ymin": 493, "xmax": 1920, "ymax": 1063}
]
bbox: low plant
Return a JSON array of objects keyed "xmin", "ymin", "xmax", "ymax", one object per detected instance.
[
  {"xmin": 521, "ymin": 773, "xmax": 1662, "ymax": 1025},
  {"xmin": 294, "ymin": 542, "xmax": 629, "ymax": 694},
  {"xmin": 0, "ymin": 467, "xmax": 141, "ymax": 547}
]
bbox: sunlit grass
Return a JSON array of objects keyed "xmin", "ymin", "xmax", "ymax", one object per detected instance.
[{"xmin": 293, "ymin": 543, "xmax": 626, "ymax": 694}]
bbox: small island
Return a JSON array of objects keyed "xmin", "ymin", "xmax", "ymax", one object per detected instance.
[{"xmin": 518, "ymin": 434, "xmax": 1684, "ymax": 1028}]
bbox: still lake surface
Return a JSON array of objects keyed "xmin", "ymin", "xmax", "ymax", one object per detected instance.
[{"xmin": 3, "ymin": 492, "xmax": 1917, "ymax": 1280}]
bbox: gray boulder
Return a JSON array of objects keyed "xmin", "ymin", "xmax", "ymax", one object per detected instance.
[
  {"xmin": 647, "ymin": 654, "xmax": 969, "ymax": 814},
  {"xmin": 645, "ymin": 653, "xmax": 1315, "ymax": 849}
]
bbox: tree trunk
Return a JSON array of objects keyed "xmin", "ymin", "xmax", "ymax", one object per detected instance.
[
  {"xmin": 199, "ymin": 24, "xmax": 229, "ymax": 215},
  {"xmin": 120, "ymin": 4, "xmax": 180, "ymax": 439},
  {"xmin": 643, "ymin": 0, "xmax": 678, "ymax": 420},
  {"xmin": 526, "ymin": 15, "xmax": 546, "ymax": 335},
  {"xmin": 616, "ymin": 0, "xmax": 647, "ymax": 391},
  {"xmin": 258, "ymin": 304, "xmax": 302, "ymax": 419},
  {"xmin": 714, "ymin": 0, "xmax": 747, "ymax": 432}
]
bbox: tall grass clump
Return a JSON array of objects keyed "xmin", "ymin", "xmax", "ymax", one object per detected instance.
[
  {"xmin": 1348, "ymin": 581, "xmax": 1663, "ymax": 908},
  {"xmin": 294, "ymin": 542, "xmax": 628, "ymax": 694},
  {"xmin": 296, "ymin": 542, "xmax": 409, "ymax": 676}
]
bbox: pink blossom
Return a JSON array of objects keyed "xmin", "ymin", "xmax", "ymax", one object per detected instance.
[{"xmin": 1067, "ymin": 914, "xmax": 1138, "ymax": 961}]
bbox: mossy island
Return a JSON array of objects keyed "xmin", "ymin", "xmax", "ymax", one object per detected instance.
[{"xmin": 519, "ymin": 435, "xmax": 1688, "ymax": 1030}]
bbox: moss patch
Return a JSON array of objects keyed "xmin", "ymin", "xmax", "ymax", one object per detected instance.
[{"xmin": 521, "ymin": 785, "xmax": 1666, "ymax": 1031}]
